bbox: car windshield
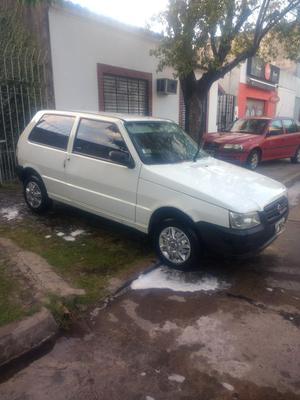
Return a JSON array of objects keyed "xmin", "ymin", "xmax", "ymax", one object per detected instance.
[
  {"xmin": 125, "ymin": 121, "xmax": 207, "ymax": 165},
  {"xmin": 230, "ymin": 118, "xmax": 269, "ymax": 135}
]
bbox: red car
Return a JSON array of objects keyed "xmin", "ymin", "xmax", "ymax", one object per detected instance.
[{"xmin": 203, "ymin": 117, "xmax": 300, "ymax": 170}]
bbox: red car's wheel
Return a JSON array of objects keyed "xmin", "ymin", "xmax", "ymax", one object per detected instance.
[
  {"xmin": 291, "ymin": 147, "xmax": 300, "ymax": 164},
  {"xmin": 246, "ymin": 149, "xmax": 261, "ymax": 170}
]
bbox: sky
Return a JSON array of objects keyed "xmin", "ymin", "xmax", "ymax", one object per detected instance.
[{"xmin": 68, "ymin": 0, "xmax": 168, "ymax": 29}]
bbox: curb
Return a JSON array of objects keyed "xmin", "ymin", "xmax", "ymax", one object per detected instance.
[
  {"xmin": 282, "ymin": 171, "xmax": 300, "ymax": 188},
  {"xmin": 0, "ymin": 308, "xmax": 58, "ymax": 367}
]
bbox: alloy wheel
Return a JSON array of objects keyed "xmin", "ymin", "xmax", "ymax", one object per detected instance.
[
  {"xmin": 159, "ymin": 226, "xmax": 191, "ymax": 265},
  {"xmin": 25, "ymin": 181, "xmax": 42, "ymax": 209}
]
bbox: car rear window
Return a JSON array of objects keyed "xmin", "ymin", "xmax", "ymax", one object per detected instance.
[{"xmin": 28, "ymin": 114, "xmax": 75, "ymax": 150}]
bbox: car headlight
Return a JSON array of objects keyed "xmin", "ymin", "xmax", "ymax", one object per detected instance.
[
  {"xmin": 223, "ymin": 144, "xmax": 244, "ymax": 151},
  {"xmin": 229, "ymin": 211, "xmax": 261, "ymax": 229}
]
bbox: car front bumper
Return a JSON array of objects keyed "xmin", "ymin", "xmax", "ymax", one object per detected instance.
[{"xmin": 195, "ymin": 209, "xmax": 289, "ymax": 257}]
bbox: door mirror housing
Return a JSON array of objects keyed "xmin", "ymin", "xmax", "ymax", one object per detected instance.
[{"xmin": 109, "ymin": 150, "xmax": 135, "ymax": 168}]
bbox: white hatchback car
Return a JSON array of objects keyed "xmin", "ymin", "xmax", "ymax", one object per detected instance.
[{"xmin": 17, "ymin": 110, "xmax": 289, "ymax": 268}]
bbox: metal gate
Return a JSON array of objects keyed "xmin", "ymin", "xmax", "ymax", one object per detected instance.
[
  {"xmin": 217, "ymin": 94, "xmax": 236, "ymax": 132},
  {"xmin": 0, "ymin": 43, "xmax": 50, "ymax": 183}
]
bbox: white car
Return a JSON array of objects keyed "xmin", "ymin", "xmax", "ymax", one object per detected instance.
[{"xmin": 17, "ymin": 110, "xmax": 289, "ymax": 268}]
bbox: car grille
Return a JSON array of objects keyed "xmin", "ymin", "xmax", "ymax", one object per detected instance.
[
  {"xmin": 264, "ymin": 196, "xmax": 289, "ymax": 224},
  {"xmin": 203, "ymin": 142, "xmax": 220, "ymax": 153}
]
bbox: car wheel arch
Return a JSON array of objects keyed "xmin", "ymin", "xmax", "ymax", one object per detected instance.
[
  {"xmin": 148, "ymin": 207, "xmax": 195, "ymax": 236},
  {"xmin": 20, "ymin": 167, "xmax": 44, "ymax": 184}
]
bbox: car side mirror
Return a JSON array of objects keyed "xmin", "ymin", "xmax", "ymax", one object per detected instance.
[{"xmin": 109, "ymin": 150, "xmax": 135, "ymax": 168}]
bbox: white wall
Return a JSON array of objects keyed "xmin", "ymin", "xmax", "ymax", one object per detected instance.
[
  {"xmin": 48, "ymin": 6, "xmax": 180, "ymax": 122},
  {"xmin": 208, "ymin": 82, "xmax": 218, "ymax": 132},
  {"xmin": 276, "ymin": 70, "xmax": 297, "ymax": 118}
]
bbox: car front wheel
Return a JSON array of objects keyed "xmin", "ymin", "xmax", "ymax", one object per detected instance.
[
  {"xmin": 23, "ymin": 175, "xmax": 52, "ymax": 214},
  {"xmin": 291, "ymin": 146, "xmax": 300, "ymax": 164},
  {"xmin": 246, "ymin": 149, "xmax": 260, "ymax": 170},
  {"xmin": 154, "ymin": 219, "xmax": 199, "ymax": 269}
]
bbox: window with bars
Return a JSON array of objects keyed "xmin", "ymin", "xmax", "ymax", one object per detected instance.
[{"xmin": 103, "ymin": 74, "xmax": 149, "ymax": 115}]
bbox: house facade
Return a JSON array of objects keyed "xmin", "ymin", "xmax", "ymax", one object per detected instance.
[
  {"xmin": 218, "ymin": 56, "xmax": 300, "ymax": 131},
  {"xmin": 47, "ymin": 3, "xmax": 218, "ymax": 132}
]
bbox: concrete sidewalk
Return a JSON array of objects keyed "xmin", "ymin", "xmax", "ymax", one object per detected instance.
[{"xmin": 257, "ymin": 159, "xmax": 300, "ymax": 186}]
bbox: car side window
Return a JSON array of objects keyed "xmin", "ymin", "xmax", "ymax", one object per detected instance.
[
  {"xmin": 269, "ymin": 120, "xmax": 284, "ymax": 136},
  {"xmin": 73, "ymin": 119, "xmax": 128, "ymax": 161},
  {"xmin": 283, "ymin": 119, "xmax": 298, "ymax": 134},
  {"xmin": 28, "ymin": 114, "xmax": 75, "ymax": 150}
]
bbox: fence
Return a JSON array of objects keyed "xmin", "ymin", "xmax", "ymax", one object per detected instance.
[{"xmin": 0, "ymin": 42, "xmax": 50, "ymax": 183}]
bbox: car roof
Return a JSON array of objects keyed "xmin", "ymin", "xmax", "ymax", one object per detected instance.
[{"xmin": 38, "ymin": 110, "xmax": 171, "ymax": 123}]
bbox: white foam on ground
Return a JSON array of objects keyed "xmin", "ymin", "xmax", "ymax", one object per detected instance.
[
  {"xmin": 63, "ymin": 235, "xmax": 76, "ymax": 242},
  {"xmin": 288, "ymin": 182, "xmax": 300, "ymax": 207},
  {"xmin": 70, "ymin": 229, "xmax": 85, "ymax": 237},
  {"xmin": 131, "ymin": 266, "xmax": 225, "ymax": 293},
  {"xmin": 56, "ymin": 232, "xmax": 65, "ymax": 237},
  {"xmin": 0, "ymin": 207, "xmax": 19, "ymax": 221},
  {"xmin": 168, "ymin": 374, "xmax": 186, "ymax": 383},
  {"xmin": 222, "ymin": 382, "xmax": 234, "ymax": 391}
]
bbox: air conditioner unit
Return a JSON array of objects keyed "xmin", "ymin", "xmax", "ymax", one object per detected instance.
[{"xmin": 157, "ymin": 79, "xmax": 178, "ymax": 95}]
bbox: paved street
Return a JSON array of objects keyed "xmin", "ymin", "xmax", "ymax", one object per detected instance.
[
  {"xmin": 0, "ymin": 169, "xmax": 300, "ymax": 400},
  {"xmin": 257, "ymin": 159, "xmax": 300, "ymax": 184}
]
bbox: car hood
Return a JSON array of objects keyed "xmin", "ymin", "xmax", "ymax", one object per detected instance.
[
  {"xmin": 141, "ymin": 157, "xmax": 287, "ymax": 213},
  {"xmin": 205, "ymin": 132, "xmax": 261, "ymax": 145}
]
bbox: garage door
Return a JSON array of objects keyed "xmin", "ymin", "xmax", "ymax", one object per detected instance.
[
  {"xmin": 246, "ymin": 99, "xmax": 265, "ymax": 117},
  {"xmin": 103, "ymin": 74, "xmax": 149, "ymax": 115}
]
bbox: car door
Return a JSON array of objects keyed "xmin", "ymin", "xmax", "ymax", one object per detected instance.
[
  {"xmin": 26, "ymin": 113, "xmax": 76, "ymax": 197},
  {"xmin": 262, "ymin": 119, "xmax": 285, "ymax": 160},
  {"xmin": 63, "ymin": 117, "xmax": 140, "ymax": 226},
  {"xmin": 282, "ymin": 119, "xmax": 300, "ymax": 157}
]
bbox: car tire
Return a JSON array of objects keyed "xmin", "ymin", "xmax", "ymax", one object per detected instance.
[
  {"xmin": 23, "ymin": 175, "xmax": 52, "ymax": 214},
  {"xmin": 153, "ymin": 219, "xmax": 199, "ymax": 269},
  {"xmin": 246, "ymin": 149, "xmax": 260, "ymax": 170},
  {"xmin": 291, "ymin": 146, "xmax": 300, "ymax": 164}
]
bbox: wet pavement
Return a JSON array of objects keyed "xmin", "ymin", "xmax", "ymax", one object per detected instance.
[{"xmin": 0, "ymin": 180, "xmax": 300, "ymax": 399}]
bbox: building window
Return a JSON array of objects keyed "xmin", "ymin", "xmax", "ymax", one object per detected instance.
[
  {"xmin": 98, "ymin": 64, "xmax": 152, "ymax": 116},
  {"xmin": 103, "ymin": 75, "xmax": 148, "ymax": 115},
  {"xmin": 246, "ymin": 99, "xmax": 265, "ymax": 117}
]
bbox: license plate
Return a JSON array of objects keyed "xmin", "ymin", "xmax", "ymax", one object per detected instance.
[{"xmin": 275, "ymin": 217, "xmax": 286, "ymax": 235}]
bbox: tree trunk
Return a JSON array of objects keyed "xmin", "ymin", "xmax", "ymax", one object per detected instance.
[{"xmin": 184, "ymin": 92, "xmax": 208, "ymax": 143}]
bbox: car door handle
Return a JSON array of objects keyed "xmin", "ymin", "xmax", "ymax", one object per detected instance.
[{"xmin": 63, "ymin": 157, "xmax": 71, "ymax": 168}]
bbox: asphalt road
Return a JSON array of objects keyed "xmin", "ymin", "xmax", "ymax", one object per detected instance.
[{"xmin": 0, "ymin": 164, "xmax": 300, "ymax": 400}]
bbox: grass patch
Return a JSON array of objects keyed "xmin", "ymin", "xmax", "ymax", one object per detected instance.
[
  {"xmin": 0, "ymin": 184, "xmax": 154, "ymax": 309},
  {"xmin": 0, "ymin": 221, "xmax": 153, "ymax": 305},
  {"xmin": 0, "ymin": 261, "xmax": 39, "ymax": 327}
]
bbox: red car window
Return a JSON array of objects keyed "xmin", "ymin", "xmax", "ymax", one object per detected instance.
[
  {"xmin": 283, "ymin": 119, "xmax": 298, "ymax": 134},
  {"xmin": 269, "ymin": 120, "xmax": 284, "ymax": 136}
]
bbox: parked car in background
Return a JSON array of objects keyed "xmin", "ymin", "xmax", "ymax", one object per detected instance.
[
  {"xmin": 203, "ymin": 117, "xmax": 300, "ymax": 170},
  {"xmin": 17, "ymin": 111, "xmax": 288, "ymax": 269}
]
